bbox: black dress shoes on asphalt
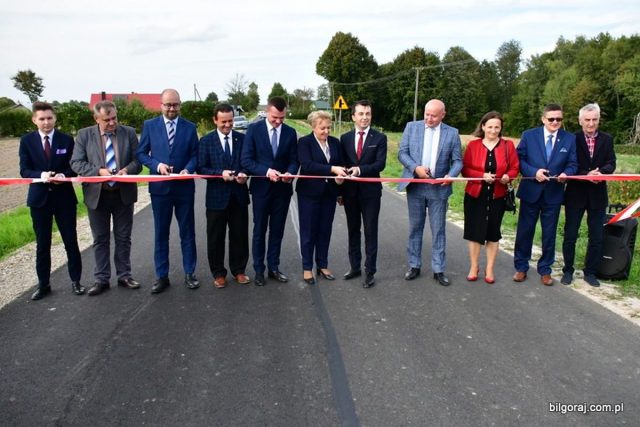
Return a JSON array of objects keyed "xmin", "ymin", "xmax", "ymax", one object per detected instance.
[
  {"xmin": 363, "ymin": 273, "xmax": 375, "ymax": 288},
  {"xmin": 303, "ymin": 275, "xmax": 316, "ymax": 285},
  {"xmin": 433, "ymin": 272, "xmax": 450, "ymax": 286},
  {"xmin": 404, "ymin": 267, "xmax": 420, "ymax": 281},
  {"xmin": 88, "ymin": 282, "xmax": 110, "ymax": 296},
  {"xmin": 31, "ymin": 285, "xmax": 52, "ymax": 300},
  {"xmin": 71, "ymin": 281, "xmax": 86, "ymax": 295},
  {"xmin": 184, "ymin": 274, "xmax": 200, "ymax": 289},
  {"xmin": 254, "ymin": 273, "xmax": 266, "ymax": 286},
  {"xmin": 117, "ymin": 277, "xmax": 141, "ymax": 289},
  {"xmin": 317, "ymin": 269, "xmax": 335, "ymax": 280},
  {"xmin": 268, "ymin": 270, "xmax": 289, "ymax": 283},
  {"xmin": 151, "ymin": 277, "xmax": 170, "ymax": 294},
  {"xmin": 343, "ymin": 269, "xmax": 362, "ymax": 280}
]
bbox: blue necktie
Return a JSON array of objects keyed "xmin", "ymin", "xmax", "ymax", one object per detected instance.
[
  {"xmin": 271, "ymin": 127, "xmax": 278, "ymax": 157},
  {"xmin": 546, "ymin": 134, "xmax": 553, "ymax": 161},
  {"xmin": 105, "ymin": 132, "xmax": 116, "ymax": 186},
  {"xmin": 224, "ymin": 135, "xmax": 231, "ymax": 163},
  {"xmin": 167, "ymin": 120, "xmax": 175, "ymax": 146}
]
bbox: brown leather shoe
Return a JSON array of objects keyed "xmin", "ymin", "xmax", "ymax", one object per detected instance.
[
  {"xmin": 213, "ymin": 277, "xmax": 227, "ymax": 289},
  {"xmin": 540, "ymin": 274, "xmax": 554, "ymax": 286},
  {"xmin": 513, "ymin": 271, "xmax": 527, "ymax": 282},
  {"xmin": 234, "ymin": 273, "xmax": 251, "ymax": 285}
]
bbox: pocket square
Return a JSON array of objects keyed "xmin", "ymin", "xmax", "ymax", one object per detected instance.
[
  {"xmin": 56, "ymin": 148, "xmax": 67, "ymax": 154},
  {"xmin": 560, "ymin": 147, "xmax": 568, "ymax": 153}
]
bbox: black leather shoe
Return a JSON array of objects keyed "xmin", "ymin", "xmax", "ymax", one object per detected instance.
[
  {"xmin": 434, "ymin": 272, "xmax": 450, "ymax": 286},
  {"xmin": 317, "ymin": 269, "xmax": 335, "ymax": 280},
  {"xmin": 343, "ymin": 269, "xmax": 362, "ymax": 280},
  {"xmin": 184, "ymin": 274, "xmax": 200, "ymax": 289},
  {"xmin": 71, "ymin": 281, "xmax": 85, "ymax": 295},
  {"xmin": 31, "ymin": 285, "xmax": 52, "ymax": 300},
  {"xmin": 88, "ymin": 282, "xmax": 110, "ymax": 296},
  {"xmin": 560, "ymin": 272, "xmax": 573, "ymax": 285},
  {"xmin": 404, "ymin": 267, "xmax": 420, "ymax": 281},
  {"xmin": 268, "ymin": 270, "xmax": 289, "ymax": 282},
  {"xmin": 117, "ymin": 277, "xmax": 141, "ymax": 289},
  {"xmin": 363, "ymin": 273, "xmax": 375, "ymax": 288},
  {"xmin": 584, "ymin": 274, "xmax": 601, "ymax": 287},
  {"xmin": 254, "ymin": 273, "xmax": 266, "ymax": 286},
  {"xmin": 304, "ymin": 276, "xmax": 316, "ymax": 285},
  {"xmin": 151, "ymin": 277, "xmax": 170, "ymax": 294}
]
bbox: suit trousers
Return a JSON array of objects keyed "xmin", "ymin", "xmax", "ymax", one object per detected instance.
[
  {"xmin": 406, "ymin": 187, "xmax": 448, "ymax": 272},
  {"xmin": 251, "ymin": 193, "xmax": 291, "ymax": 274},
  {"xmin": 343, "ymin": 195, "xmax": 381, "ymax": 274},
  {"xmin": 206, "ymin": 197, "xmax": 249, "ymax": 278},
  {"xmin": 30, "ymin": 198, "xmax": 82, "ymax": 287},
  {"xmin": 151, "ymin": 191, "xmax": 197, "ymax": 278},
  {"xmin": 297, "ymin": 192, "xmax": 337, "ymax": 271},
  {"xmin": 513, "ymin": 198, "xmax": 561, "ymax": 275},
  {"xmin": 562, "ymin": 206, "xmax": 605, "ymax": 276},
  {"xmin": 87, "ymin": 189, "xmax": 134, "ymax": 284}
]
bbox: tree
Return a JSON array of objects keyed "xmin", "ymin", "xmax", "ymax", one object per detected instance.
[
  {"xmin": 495, "ymin": 40, "xmax": 522, "ymax": 112},
  {"xmin": 226, "ymin": 73, "xmax": 248, "ymax": 107},
  {"xmin": 55, "ymin": 101, "xmax": 94, "ymax": 134},
  {"xmin": 316, "ymin": 32, "xmax": 378, "ymax": 105},
  {"xmin": 289, "ymin": 87, "xmax": 315, "ymax": 117},
  {"xmin": 245, "ymin": 82, "xmax": 260, "ymax": 111},
  {"xmin": 316, "ymin": 84, "xmax": 330, "ymax": 102},
  {"xmin": 205, "ymin": 91, "xmax": 219, "ymax": 103},
  {"xmin": 268, "ymin": 82, "xmax": 288, "ymax": 100},
  {"xmin": 11, "ymin": 69, "xmax": 44, "ymax": 102}
]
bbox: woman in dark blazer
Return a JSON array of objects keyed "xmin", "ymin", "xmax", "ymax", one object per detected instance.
[
  {"xmin": 296, "ymin": 111, "xmax": 348, "ymax": 284},
  {"xmin": 462, "ymin": 111, "xmax": 519, "ymax": 284}
]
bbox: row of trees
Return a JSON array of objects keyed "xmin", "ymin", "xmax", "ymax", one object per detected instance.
[{"xmin": 316, "ymin": 32, "xmax": 640, "ymax": 142}]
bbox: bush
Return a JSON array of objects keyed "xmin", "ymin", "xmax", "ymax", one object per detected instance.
[
  {"xmin": 614, "ymin": 144, "xmax": 640, "ymax": 155},
  {"xmin": 608, "ymin": 180, "xmax": 640, "ymax": 206},
  {"xmin": 181, "ymin": 101, "xmax": 215, "ymax": 126},
  {"xmin": 0, "ymin": 109, "xmax": 32, "ymax": 137},
  {"xmin": 56, "ymin": 101, "xmax": 94, "ymax": 134}
]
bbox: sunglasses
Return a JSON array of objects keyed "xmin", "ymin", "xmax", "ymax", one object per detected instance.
[{"xmin": 546, "ymin": 117, "xmax": 563, "ymax": 123}]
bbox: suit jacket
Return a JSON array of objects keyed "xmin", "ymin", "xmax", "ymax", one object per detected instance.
[
  {"xmin": 462, "ymin": 138, "xmax": 520, "ymax": 199},
  {"xmin": 564, "ymin": 131, "xmax": 616, "ymax": 209},
  {"xmin": 295, "ymin": 133, "xmax": 342, "ymax": 198},
  {"xmin": 197, "ymin": 130, "xmax": 250, "ymax": 210},
  {"xmin": 19, "ymin": 130, "xmax": 77, "ymax": 208},
  {"xmin": 71, "ymin": 124, "xmax": 141, "ymax": 210},
  {"xmin": 240, "ymin": 120, "xmax": 299, "ymax": 198},
  {"xmin": 340, "ymin": 128, "xmax": 387, "ymax": 199},
  {"xmin": 136, "ymin": 115, "xmax": 199, "ymax": 196},
  {"xmin": 516, "ymin": 127, "xmax": 577, "ymax": 205},
  {"xmin": 397, "ymin": 121, "xmax": 463, "ymax": 198}
]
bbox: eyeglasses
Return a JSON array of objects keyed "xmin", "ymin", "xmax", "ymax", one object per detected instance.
[
  {"xmin": 162, "ymin": 103, "xmax": 181, "ymax": 109},
  {"xmin": 546, "ymin": 117, "xmax": 563, "ymax": 123}
]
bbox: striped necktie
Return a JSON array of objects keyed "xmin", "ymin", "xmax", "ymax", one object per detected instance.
[
  {"xmin": 105, "ymin": 132, "xmax": 116, "ymax": 186},
  {"xmin": 167, "ymin": 120, "xmax": 175, "ymax": 146}
]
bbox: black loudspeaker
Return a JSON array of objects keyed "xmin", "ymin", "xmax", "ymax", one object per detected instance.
[{"xmin": 596, "ymin": 215, "xmax": 637, "ymax": 280}]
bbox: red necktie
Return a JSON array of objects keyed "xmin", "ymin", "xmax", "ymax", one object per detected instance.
[
  {"xmin": 356, "ymin": 131, "xmax": 364, "ymax": 160},
  {"xmin": 44, "ymin": 135, "xmax": 51, "ymax": 161}
]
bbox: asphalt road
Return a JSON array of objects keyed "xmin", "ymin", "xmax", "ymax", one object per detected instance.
[{"xmin": 1, "ymin": 182, "xmax": 639, "ymax": 426}]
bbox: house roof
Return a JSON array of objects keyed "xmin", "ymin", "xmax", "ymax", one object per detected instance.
[{"xmin": 89, "ymin": 93, "xmax": 162, "ymax": 111}]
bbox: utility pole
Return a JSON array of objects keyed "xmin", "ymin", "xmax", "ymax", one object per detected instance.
[{"xmin": 193, "ymin": 84, "xmax": 202, "ymax": 101}]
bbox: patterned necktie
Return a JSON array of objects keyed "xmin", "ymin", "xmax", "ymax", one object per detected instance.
[
  {"xmin": 546, "ymin": 134, "xmax": 553, "ymax": 161},
  {"xmin": 105, "ymin": 132, "xmax": 116, "ymax": 186},
  {"xmin": 167, "ymin": 120, "xmax": 175, "ymax": 146},
  {"xmin": 356, "ymin": 131, "xmax": 364, "ymax": 160},
  {"xmin": 323, "ymin": 142, "xmax": 330, "ymax": 162},
  {"xmin": 422, "ymin": 127, "xmax": 434, "ymax": 169},
  {"xmin": 43, "ymin": 135, "xmax": 51, "ymax": 161},
  {"xmin": 224, "ymin": 135, "xmax": 231, "ymax": 163},
  {"xmin": 271, "ymin": 127, "xmax": 278, "ymax": 157}
]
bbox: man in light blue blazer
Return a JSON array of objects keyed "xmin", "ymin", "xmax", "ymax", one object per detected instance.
[
  {"xmin": 513, "ymin": 104, "xmax": 577, "ymax": 286},
  {"xmin": 398, "ymin": 99, "xmax": 462, "ymax": 286},
  {"xmin": 137, "ymin": 89, "xmax": 200, "ymax": 294}
]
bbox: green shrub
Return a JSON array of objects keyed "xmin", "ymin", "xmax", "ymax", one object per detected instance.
[
  {"xmin": 614, "ymin": 144, "xmax": 640, "ymax": 155},
  {"xmin": 0, "ymin": 109, "xmax": 32, "ymax": 137}
]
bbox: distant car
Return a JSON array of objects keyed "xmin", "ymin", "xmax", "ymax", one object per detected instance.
[
  {"xmin": 256, "ymin": 111, "xmax": 267, "ymax": 118},
  {"xmin": 233, "ymin": 115, "xmax": 249, "ymax": 130}
]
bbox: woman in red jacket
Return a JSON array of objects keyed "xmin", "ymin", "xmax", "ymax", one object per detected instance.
[{"xmin": 462, "ymin": 112, "xmax": 519, "ymax": 283}]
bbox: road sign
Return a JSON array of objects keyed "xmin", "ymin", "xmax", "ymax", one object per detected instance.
[{"xmin": 333, "ymin": 96, "xmax": 349, "ymax": 110}]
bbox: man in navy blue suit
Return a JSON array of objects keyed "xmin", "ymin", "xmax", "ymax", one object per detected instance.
[
  {"xmin": 513, "ymin": 104, "xmax": 577, "ymax": 286},
  {"xmin": 137, "ymin": 89, "xmax": 200, "ymax": 294},
  {"xmin": 240, "ymin": 97, "xmax": 299, "ymax": 286},
  {"xmin": 19, "ymin": 102, "xmax": 84, "ymax": 300},
  {"xmin": 198, "ymin": 103, "xmax": 251, "ymax": 289},
  {"xmin": 340, "ymin": 100, "xmax": 387, "ymax": 288}
]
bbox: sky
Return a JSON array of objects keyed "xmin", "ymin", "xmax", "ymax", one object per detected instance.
[{"xmin": 1, "ymin": 0, "xmax": 638, "ymax": 107}]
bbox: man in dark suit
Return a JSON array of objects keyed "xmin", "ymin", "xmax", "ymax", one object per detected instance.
[
  {"xmin": 562, "ymin": 103, "xmax": 616, "ymax": 287},
  {"xmin": 398, "ymin": 99, "xmax": 463, "ymax": 286},
  {"xmin": 240, "ymin": 96, "xmax": 299, "ymax": 286},
  {"xmin": 137, "ymin": 88, "xmax": 200, "ymax": 294},
  {"xmin": 513, "ymin": 104, "xmax": 577, "ymax": 286},
  {"xmin": 71, "ymin": 101, "xmax": 142, "ymax": 296},
  {"xmin": 19, "ymin": 102, "xmax": 84, "ymax": 300},
  {"xmin": 340, "ymin": 100, "xmax": 387, "ymax": 288},
  {"xmin": 197, "ymin": 103, "xmax": 251, "ymax": 288}
]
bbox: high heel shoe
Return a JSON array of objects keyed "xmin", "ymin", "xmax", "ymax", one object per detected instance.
[
  {"xmin": 303, "ymin": 271, "xmax": 316, "ymax": 285},
  {"xmin": 484, "ymin": 275, "xmax": 495, "ymax": 284},
  {"xmin": 466, "ymin": 268, "xmax": 479, "ymax": 282},
  {"xmin": 317, "ymin": 269, "xmax": 335, "ymax": 280}
]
